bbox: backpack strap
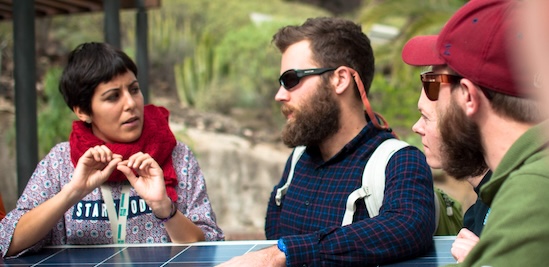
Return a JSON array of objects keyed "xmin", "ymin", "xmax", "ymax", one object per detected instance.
[
  {"xmin": 275, "ymin": 146, "xmax": 306, "ymax": 206},
  {"xmin": 341, "ymin": 139, "xmax": 409, "ymax": 226}
]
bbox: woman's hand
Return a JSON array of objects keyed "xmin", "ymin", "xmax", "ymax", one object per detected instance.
[
  {"xmin": 451, "ymin": 228, "xmax": 480, "ymax": 263},
  {"xmin": 69, "ymin": 145, "xmax": 122, "ymax": 200},
  {"xmin": 117, "ymin": 152, "xmax": 206, "ymax": 243},
  {"xmin": 117, "ymin": 152, "xmax": 170, "ymax": 215},
  {"xmin": 7, "ymin": 145, "xmax": 122, "ymax": 257}
]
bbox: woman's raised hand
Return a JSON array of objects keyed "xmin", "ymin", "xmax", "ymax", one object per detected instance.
[
  {"xmin": 70, "ymin": 145, "xmax": 123, "ymax": 200},
  {"xmin": 117, "ymin": 152, "xmax": 168, "ymax": 208}
]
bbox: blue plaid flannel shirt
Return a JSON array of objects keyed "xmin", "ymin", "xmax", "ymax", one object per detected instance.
[{"xmin": 266, "ymin": 123, "xmax": 435, "ymax": 266}]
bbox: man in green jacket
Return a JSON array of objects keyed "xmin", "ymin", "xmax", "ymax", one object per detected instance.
[{"xmin": 402, "ymin": 0, "xmax": 549, "ymax": 266}]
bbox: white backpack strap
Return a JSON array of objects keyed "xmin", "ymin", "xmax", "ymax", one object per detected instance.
[
  {"xmin": 275, "ymin": 146, "xmax": 306, "ymax": 206},
  {"xmin": 342, "ymin": 139, "xmax": 409, "ymax": 226}
]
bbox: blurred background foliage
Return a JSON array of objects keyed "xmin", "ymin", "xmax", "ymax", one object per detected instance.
[
  {"xmin": 358, "ymin": 0, "xmax": 467, "ymax": 143},
  {"xmin": 0, "ymin": 0, "xmax": 468, "ymax": 157},
  {"xmin": 36, "ymin": 67, "xmax": 75, "ymax": 156}
]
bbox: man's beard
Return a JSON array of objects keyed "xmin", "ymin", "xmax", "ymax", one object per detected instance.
[
  {"xmin": 439, "ymin": 100, "xmax": 489, "ymax": 179},
  {"xmin": 280, "ymin": 80, "xmax": 340, "ymax": 148}
]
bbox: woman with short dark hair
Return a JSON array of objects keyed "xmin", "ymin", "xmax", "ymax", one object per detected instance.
[{"xmin": 0, "ymin": 42, "xmax": 224, "ymax": 258}]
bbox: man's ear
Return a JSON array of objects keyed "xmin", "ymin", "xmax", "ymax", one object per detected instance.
[
  {"xmin": 460, "ymin": 78, "xmax": 485, "ymax": 117},
  {"xmin": 333, "ymin": 67, "xmax": 353, "ymax": 95},
  {"xmin": 73, "ymin": 106, "xmax": 91, "ymax": 123}
]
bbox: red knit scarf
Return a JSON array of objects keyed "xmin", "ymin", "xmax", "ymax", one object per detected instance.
[{"xmin": 69, "ymin": 104, "xmax": 178, "ymax": 202}]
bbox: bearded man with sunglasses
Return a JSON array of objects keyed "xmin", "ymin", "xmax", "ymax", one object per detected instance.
[
  {"xmin": 219, "ymin": 17, "xmax": 435, "ymax": 267},
  {"xmin": 402, "ymin": 0, "xmax": 549, "ymax": 266}
]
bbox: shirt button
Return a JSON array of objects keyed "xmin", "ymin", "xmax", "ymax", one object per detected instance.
[{"xmin": 305, "ymin": 201, "xmax": 310, "ymax": 206}]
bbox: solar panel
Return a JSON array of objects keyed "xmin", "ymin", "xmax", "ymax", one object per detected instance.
[{"xmin": 1, "ymin": 237, "xmax": 456, "ymax": 266}]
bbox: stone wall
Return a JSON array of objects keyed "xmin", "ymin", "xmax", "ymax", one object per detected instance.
[{"xmin": 183, "ymin": 128, "xmax": 291, "ymax": 240}]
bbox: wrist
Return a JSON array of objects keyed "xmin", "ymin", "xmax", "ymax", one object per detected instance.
[
  {"xmin": 154, "ymin": 201, "xmax": 177, "ymax": 223},
  {"xmin": 150, "ymin": 197, "xmax": 173, "ymax": 217},
  {"xmin": 61, "ymin": 183, "xmax": 86, "ymax": 203},
  {"xmin": 276, "ymin": 239, "xmax": 288, "ymax": 266}
]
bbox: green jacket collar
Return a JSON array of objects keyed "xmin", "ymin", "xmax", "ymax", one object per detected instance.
[{"xmin": 480, "ymin": 121, "xmax": 549, "ymax": 205}]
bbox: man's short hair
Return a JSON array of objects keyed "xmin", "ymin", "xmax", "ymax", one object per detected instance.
[{"xmin": 273, "ymin": 17, "xmax": 375, "ymax": 97}]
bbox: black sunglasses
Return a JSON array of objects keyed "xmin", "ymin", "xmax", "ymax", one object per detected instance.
[
  {"xmin": 420, "ymin": 71, "xmax": 463, "ymax": 101},
  {"xmin": 279, "ymin": 68, "xmax": 336, "ymax": 90}
]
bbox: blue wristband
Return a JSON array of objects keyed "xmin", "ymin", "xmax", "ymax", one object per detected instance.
[{"xmin": 277, "ymin": 238, "xmax": 288, "ymax": 255}]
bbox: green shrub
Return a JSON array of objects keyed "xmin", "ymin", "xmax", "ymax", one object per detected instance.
[
  {"xmin": 37, "ymin": 67, "xmax": 74, "ymax": 158},
  {"xmin": 369, "ymin": 72, "xmax": 423, "ymax": 147},
  {"xmin": 214, "ymin": 20, "xmax": 293, "ymax": 109}
]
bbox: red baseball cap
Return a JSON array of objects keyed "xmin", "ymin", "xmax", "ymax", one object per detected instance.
[{"xmin": 402, "ymin": 0, "xmax": 525, "ymax": 97}]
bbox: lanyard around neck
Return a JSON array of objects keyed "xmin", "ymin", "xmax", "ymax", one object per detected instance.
[{"xmin": 100, "ymin": 184, "xmax": 132, "ymax": 244}]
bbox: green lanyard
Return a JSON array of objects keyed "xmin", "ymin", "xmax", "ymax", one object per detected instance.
[{"xmin": 100, "ymin": 184, "xmax": 132, "ymax": 244}]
